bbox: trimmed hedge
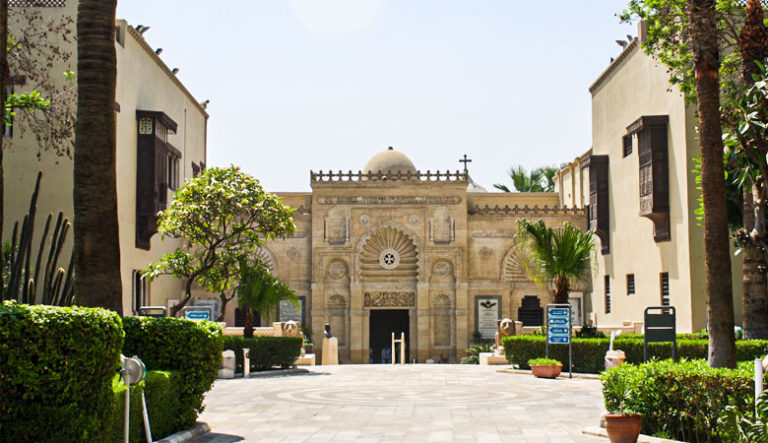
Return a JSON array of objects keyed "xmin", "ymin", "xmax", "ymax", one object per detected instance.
[
  {"xmin": 503, "ymin": 335, "xmax": 768, "ymax": 373},
  {"xmin": 110, "ymin": 370, "xmax": 185, "ymax": 442},
  {"xmin": 122, "ymin": 316, "xmax": 223, "ymax": 429},
  {"xmin": 222, "ymin": 335, "xmax": 303, "ymax": 371},
  {"xmin": 601, "ymin": 360, "xmax": 767, "ymax": 442},
  {"xmin": 0, "ymin": 302, "xmax": 124, "ymax": 442}
]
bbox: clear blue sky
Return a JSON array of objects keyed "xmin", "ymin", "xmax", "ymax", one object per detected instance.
[{"xmin": 117, "ymin": 0, "xmax": 635, "ymax": 192}]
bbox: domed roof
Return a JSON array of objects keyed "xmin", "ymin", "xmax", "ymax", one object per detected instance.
[
  {"xmin": 364, "ymin": 147, "xmax": 417, "ymax": 174},
  {"xmin": 467, "ymin": 176, "xmax": 487, "ymax": 193}
]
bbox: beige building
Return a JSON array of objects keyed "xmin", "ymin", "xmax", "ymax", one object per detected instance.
[
  {"xmin": 554, "ymin": 29, "xmax": 742, "ymax": 333},
  {"xmin": 228, "ymin": 148, "xmax": 587, "ymax": 363},
  {"xmin": 5, "ymin": 1, "xmax": 208, "ymax": 314}
]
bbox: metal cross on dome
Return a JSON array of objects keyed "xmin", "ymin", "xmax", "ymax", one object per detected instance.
[{"xmin": 459, "ymin": 154, "xmax": 472, "ymax": 173}]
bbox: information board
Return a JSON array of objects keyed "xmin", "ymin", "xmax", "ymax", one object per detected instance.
[
  {"xmin": 475, "ymin": 296, "xmax": 501, "ymax": 340},
  {"xmin": 278, "ymin": 297, "xmax": 305, "ymax": 325},
  {"xmin": 547, "ymin": 306, "xmax": 571, "ymax": 344}
]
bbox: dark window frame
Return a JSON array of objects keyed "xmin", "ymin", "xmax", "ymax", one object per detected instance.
[
  {"xmin": 623, "ymin": 134, "xmax": 633, "ymax": 157},
  {"xmin": 660, "ymin": 272, "xmax": 670, "ymax": 306},
  {"xmin": 627, "ymin": 274, "xmax": 635, "ymax": 296},
  {"xmin": 604, "ymin": 275, "xmax": 611, "ymax": 314}
]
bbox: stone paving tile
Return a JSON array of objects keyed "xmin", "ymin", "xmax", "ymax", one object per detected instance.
[{"xmin": 191, "ymin": 365, "xmax": 606, "ymax": 442}]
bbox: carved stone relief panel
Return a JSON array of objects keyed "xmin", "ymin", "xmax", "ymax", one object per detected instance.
[
  {"xmin": 326, "ymin": 294, "xmax": 347, "ymax": 347},
  {"xmin": 432, "ymin": 294, "xmax": 452, "ymax": 346},
  {"xmin": 325, "ymin": 210, "xmax": 348, "ymax": 244},
  {"xmin": 429, "ymin": 209, "xmax": 454, "ymax": 244},
  {"xmin": 363, "ymin": 291, "xmax": 415, "ymax": 307},
  {"xmin": 326, "ymin": 259, "xmax": 349, "ymax": 281}
]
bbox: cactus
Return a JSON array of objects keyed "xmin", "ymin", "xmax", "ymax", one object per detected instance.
[{"xmin": 2, "ymin": 171, "xmax": 75, "ymax": 305}]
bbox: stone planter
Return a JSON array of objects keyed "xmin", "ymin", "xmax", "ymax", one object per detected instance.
[
  {"xmin": 604, "ymin": 413, "xmax": 642, "ymax": 443},
  {"xmin": 530, "ymin": 364, "xmax": 562, "ymax": 378}
]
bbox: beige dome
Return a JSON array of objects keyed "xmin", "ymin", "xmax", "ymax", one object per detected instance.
[{"xmin": 364, "ymin": 147, "xmax": 417, "ymax": 174}]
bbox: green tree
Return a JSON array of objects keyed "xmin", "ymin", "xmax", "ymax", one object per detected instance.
[
  {"xmin": 236, "ymin": 259, "xmax": 298, "ymax": 337},
  {"xmin": 144, "ymin": 166, "xmax": 296, "ymax": 317},
  {"xmin": 73, "ymin": 0, "xmax": 122, "ymax": 313},
  {"xmin": 493, "ymin": 165, "xmax": 559, "ymax": 192},
  {"xmin": 515, "ymin": 219, "xmax": 595, "ymax": 304}
]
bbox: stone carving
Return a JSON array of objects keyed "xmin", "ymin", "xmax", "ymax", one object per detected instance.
[
  {"xmin": 326, "ymin": 213, "xmax": 348, "ymax": 244},
  {"xmin": 326, "ymin": 294, "xmax": 346, "ymax": 308},
  {"xmin": 359, "ymin": 214, "xmax": 370, "ymax": 225},
  {"xmin": 360, "ymin": 226, "xmax": 418, "ymax": 280},
  {"xmin": 432, "ymin": 293, "xmax": 452, "ymax": 308},
  {"xmin": 432, "ymin": 260, "xmax": 453, "ymax": 276},
  {"xmin": 503, "ymin": 247, "xmax": 529, "ymax": 282},
  {"xmin": 286, "ymin": 247, "xmax": 299, "ymax": 260},
  {"xmin": 282, "ymin": 320, "xmax": 306, "ymax": 356},
  {"xmin": 327, "ymin": 260, "xmax": 348, "ymax": 280},
  {"xmin": 494, "ymin": 318, "xmax": 515, "ymax": 355},
  {"xmin": 254, "ymin": 247, "xmax": 275, "ymax": 274},
  {"xmin": 430, "ymin": 212, "xmax": 453, "ymax": 244},
  {"xmin": 408, "ymin": 214, "xmax": 419, "ymax": 225},
  {"xmin": 320, "ymin": 196, "xmax": 461, "ymax": 205},
  {"xmin": 471, "ymin": 230, "xmax": 516, "ymax": 238},
  {"xmin": 364, "ymin": 291, "xmax": 415, "ymax": 307},
  {"xmin": 479, "ymin": 247, "xmax": 493, "ymax": 259}
]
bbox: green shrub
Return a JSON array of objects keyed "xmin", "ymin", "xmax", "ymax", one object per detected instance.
[
  {"xmin": 0, "ymin": 302, "xmax": 124, "ymax": 442},
  {"xmin": 122, "ymin": 316, "xmax": 223, "ymax": 429},
  {"xmin": 221, "ymin": 335, "xmax": 303, "ymax": 371},
  {"xmin": 503, "ymin": 335, "xmax": 768, "ymax": 373},
  {"xmin": 460, "ymin": 343, "xmax": 494, "ymax": 364},
  {"xmin": 528, "ymin": 357, "xmax": 562, "ymax": 366},
  {"xmin": 110, "ymin": 370, "xmax": 185, "ymax": 442},
  {"xmin": 601, "ymin": 360, "xmax": 766, "ymax": 442}
]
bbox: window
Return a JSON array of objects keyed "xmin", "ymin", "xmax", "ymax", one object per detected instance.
[
  {"xmin": 132, "ymin": 270, "xmax": 148, "ymax": 314},
  {"xmin": 660, "ymin": 272, "xmax": 670, "ymax": 306},
  {"xmin": 167, "ymin": 154, "xmax": 179, "ymax": 190},
  {"xmin": 627, "ymin": 274, "xmax": 635, "ymax": 296},
  {"xmin": 623, "ymin": 134, "xmax": 632, "ymax": 157},
  {"xmin": 192, "ymin": 162, "xmax": 201, "ymax": 178},
  {"xmin": 604, "ymin": 275, "xmax": 611, "ymax": 314}
]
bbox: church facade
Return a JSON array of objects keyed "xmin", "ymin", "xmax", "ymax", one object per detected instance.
[{"xmin": 236, "ymin": 148, "xmax": 586, "ymax": 363}]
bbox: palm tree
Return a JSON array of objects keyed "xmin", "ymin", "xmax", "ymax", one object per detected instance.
[
  {"xmin": 236, "ymin": 260, "xmax": 298, "ymax": 337},
  {"xmin": 687, "ymin": 0, "xmax": 736, "ymax": 368},
  {"xmin": 494, "ymin": 165, "xmax": 559, "ymax": 193},
  {"xmin": 73, "ymin": 0, "xmax": 122, "ymax": 312},
  {"xmin": 515, "ymin": 219, "xmax": 595, "ymax": 304}
]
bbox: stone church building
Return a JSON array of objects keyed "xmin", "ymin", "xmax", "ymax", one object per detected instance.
[{"xmin": 231, "ymin": 147, "xmax": 586, "ymax": 363}]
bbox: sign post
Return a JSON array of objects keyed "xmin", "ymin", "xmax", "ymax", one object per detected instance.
[{"xmin": 546, "ymin": 303, "xmax": 572, "ymax": 378}]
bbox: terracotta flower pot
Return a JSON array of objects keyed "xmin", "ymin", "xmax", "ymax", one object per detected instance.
[
  {"xmin": 605, "ymin": 413, "xmax": 642, "ymax": 443},
  {"xmin": 530, "ymin": 364, "xmax": 562, "ymax": 378}
]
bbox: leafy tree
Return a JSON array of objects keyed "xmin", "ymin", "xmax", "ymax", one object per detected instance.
[
  {"xmin": 493, "ymin": 165, "xmax": 559, "ymax": 192},
  {"xmin": 515, "ymin": 219, "xmax": 595, "ymax": 304},
  {"xmin": 144, "ymin": 166, "xmax": 296, "ymax": 317},
  {"xmin": 236, "ymin": 259, "xmax": 298, "ymax": 337},
  {"xmin": 73, "ymin": 0, "xmax": 122, "ymax": 313}
]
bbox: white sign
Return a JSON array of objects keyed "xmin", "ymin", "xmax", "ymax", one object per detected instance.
[
  {"xmin": 476, "ymin": 296, "xmax": 501, "ymax": 340},
  {"xmin": 278, "ymin": 298, "xmax": 304, "ymax": 324}
]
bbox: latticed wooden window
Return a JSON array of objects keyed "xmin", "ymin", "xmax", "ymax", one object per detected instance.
[
  {"xmin": 626, "ymin": 274, "xmax": 635, "ymax": 296},
  {"xmin": 660, "ymin": 272, "xmax": 670, "ymax": 306},
  {"xmin": 604, "ymin": 276, "xmax": 611, "ymax": 314}
]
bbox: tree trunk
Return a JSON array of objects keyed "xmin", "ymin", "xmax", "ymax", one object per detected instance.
[
  {"xmin": 742, "ymin": 186, "xmax": 768, "ymax": 339},
  {"xmin": 244, "ymin": 310, "xmax": 254, "ymax": 338},
  {"xmin": 0, "ymin": 0, "xmax": 8, "ymax": 295},
  {"xmin": 217, "ymin": 290, "xmax": 236, "ymax": 322},
  {"xmin": 73, "ymin": 0, "xmax": 122, "ymax": 312},
  {"xmin": 688, "ymin": 0, "xmax": 736, "ymax": 368},
  {"xmin": 739, "ymin": 0, "xmax": 768, "ymax": 340},
  {"xmin": 553, "ymin": 275, "xmax": 569, "ymax": 304}
]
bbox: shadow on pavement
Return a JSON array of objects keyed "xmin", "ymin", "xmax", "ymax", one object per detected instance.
[{"xmin": 191, "ymin": 432, "xmax": 245, "ymax": 443}]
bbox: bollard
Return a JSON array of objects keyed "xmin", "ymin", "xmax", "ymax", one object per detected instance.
[{"xmin": 243, "ymin": 348, "xmax": 250, "ymax": 378}]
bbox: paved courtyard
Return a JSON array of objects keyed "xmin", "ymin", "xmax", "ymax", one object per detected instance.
[{"xmin": 191, "ymin": 365, "xmax": 605, "ymax": 443}]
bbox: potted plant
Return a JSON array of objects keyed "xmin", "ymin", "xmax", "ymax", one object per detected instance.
[
  {"xmin": 603, "ymin": 377, "xmax": 642, "ymax": 443},
  {"xmin": 527, "ymin": 358, "xmax": 563, "ymax": 378}
]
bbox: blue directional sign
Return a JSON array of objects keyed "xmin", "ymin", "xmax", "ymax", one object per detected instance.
[
  {"xmin": 185, "ymin": 310, "xmax": 211, "ymax": 321},
  {"xmin": 547, "ymin": 305, "xmax": 571, "ymax": 345}
]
